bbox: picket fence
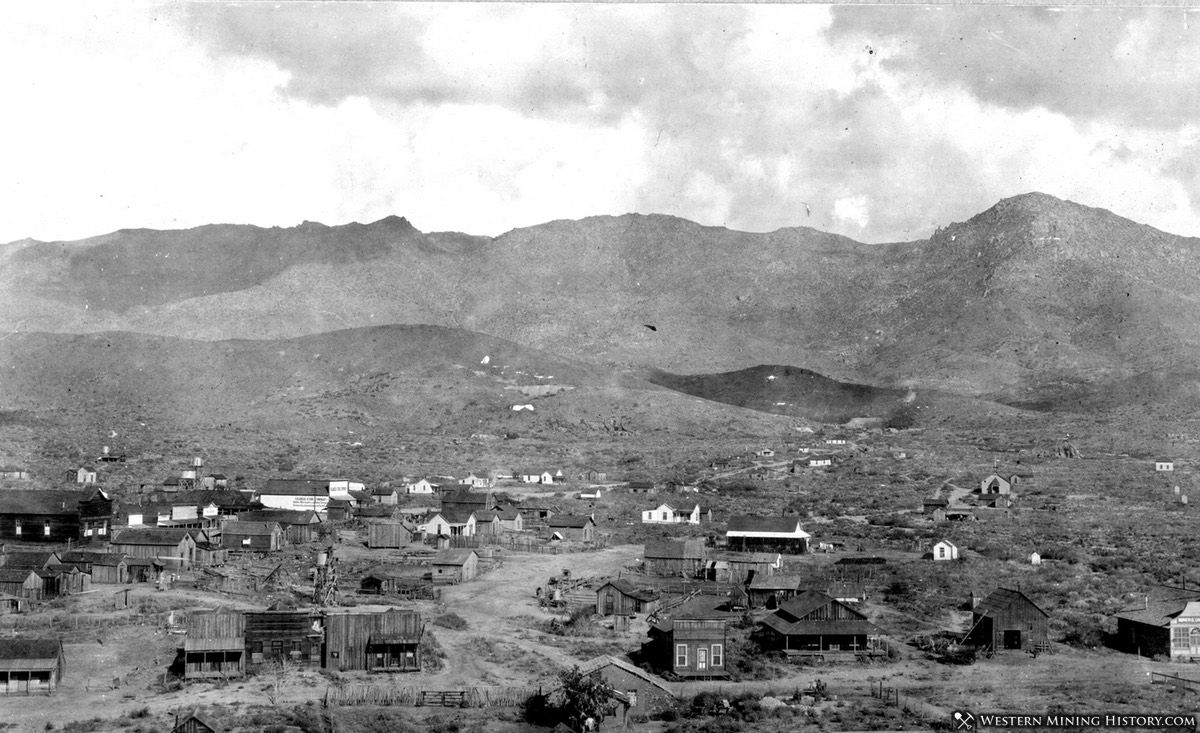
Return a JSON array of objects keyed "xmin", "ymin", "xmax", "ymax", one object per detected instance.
[{"xmin": 324, "ymin": 684, "xmax": 539, "ymax": 708}]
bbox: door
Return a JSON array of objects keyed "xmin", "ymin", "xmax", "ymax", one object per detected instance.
[
  {"xmin": 696, "ymin": 647, "xmax": 708, "ymax": 671},
  {"xmin": 603, "ymin": 591, "xmax": 614, "ymax": 616},
  {"xmin": 1003, "ymin": 630, "xmax": 1022, "ymax": 649},
  {"xmin": 1189, "ymin": 627, "xmax": 1200, "ymax": 656}
]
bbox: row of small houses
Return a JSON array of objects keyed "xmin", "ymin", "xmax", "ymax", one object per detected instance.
[{"xmin": 594, "ymin": 582, "xmax": 1050, "ymax": 678}]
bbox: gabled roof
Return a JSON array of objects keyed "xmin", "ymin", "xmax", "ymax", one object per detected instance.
[
  {"xmin": 747, "ymin": 573, "xmax": 805, "ymax": 591},
  {"xmin": 547, "ymin": 515, "xmax": 594, "ymax": 529},
  {"xmin": 759, "ymin": 614, "xmax": 879, "ymax": 637},
  {"xmin": 775, "ymin": 590, "xmax": 868, "ymax": 622},
  {"xmin": 0, "ymin": 569, "xmax": 39, "ymax": 583},
  {"xmin": 0, "ymin": 639, "xmax": 63, "ymax": 664},
  {"xmin": 598, "ymin": 578, "xmax": 657, "ymax": 602},
  {"xmin": 974, "ymin": 588, "xmax": 1048, "ymax": 619},
  {"xmin": 578, "ymin": 655, "xmax": 674, "ymax": 695},
  {"xmin": 725, "ymin": 515, "xmax": 806, "ymax": 535},
  {"xmin": 59, "ymin": 551, "xmax": 126, "ymax": 566},
  {"xmin": 441, "ymin": 507, "xmax": 477, "ymax": 524},
  {"xmin": 923, "ymin": 498, "xmax": 949, "ymax": 506},
  {"xmin": 432, "ymin": 549, "xmax": 478, "ymax": 566},
  {"xmin": 222, "ymin": 521, "xmax": 282, "ymax": 536},
  {"xmin": 1, "ymin": 551, "xmax": 60, "ymax": 570},
  {"xmin": 0, "ymin": 489, "xmax": 87, "ymax": 516},
  {"xmin": 644, "ymin": 539, "xmax": 706, "ymax": 560},
  {"xmin": 239, "ymin": 509, "xmax": 322, "ymax": 525},
  {"xmin": 112, "ymin": 528, "xmax": 194, "ymax": 546},
  {"xmin": 260, "ymin": 479, "xmax": 329, "ymax": 496}
]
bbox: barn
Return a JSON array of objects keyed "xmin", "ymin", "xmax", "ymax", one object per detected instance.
[
  {"xmin": 323, "ymin": 609, "xmax": 424, "ymax": 672},
  {"xmin": 0, "ymin": 639, "xmax": 65, "ymax": 695},
  {"xmin": 966, "ymin": 588, "xmax": 1049, "ymax": 653}
]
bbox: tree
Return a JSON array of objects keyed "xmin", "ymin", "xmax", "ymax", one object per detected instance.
[{"xmin": 559, "ymin": 666, "xmax": 618, "ymax": 729}]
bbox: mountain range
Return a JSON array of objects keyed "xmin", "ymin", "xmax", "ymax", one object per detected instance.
[{"xmin": 3, "ymin": 192, "xmax": 1199, "ymax": 413}]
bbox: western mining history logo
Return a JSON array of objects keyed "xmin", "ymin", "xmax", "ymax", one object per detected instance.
[{"xmin": 952, "ymin": 711, "xmax": 1198, "ymax": 730}]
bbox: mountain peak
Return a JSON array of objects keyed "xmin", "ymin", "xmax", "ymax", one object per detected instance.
[{"xmin": 368, "ymin": 214, "xmax": 417, "ymax": 231}]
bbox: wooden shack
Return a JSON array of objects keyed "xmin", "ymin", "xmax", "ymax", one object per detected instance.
[
  {"xmin": 323, "ymin": 609, "xmax": 424, "ymax": 672},
  {"xmin": 359, "ymin": 566, "xmax": 428, "ymax": 595},
  {"xmin": 595, "ymin": 579, "xmax": 658, "ymax": 616},
  {"xmin": 578, "ymin": 655, "xmax": 675, "ymax": 723},
  {"xmin": 173, "ymin": 710, "xmax": 223, "ymax": 733},
  {"xmin": 431, "ymin": 549, "xmax": 479, "ymax": 584},
  {"xmin": 221, "ymin": 521, "xmax": 285, "ymax": 552},
  {"xmin": 746, "ymin": 574, "xmax": 805, "ymax": 608},
  {"xmin": 110, "ymin": 528, "xmax": 197, "ymax": 569},
  {"xmin": 243, "ymin": 607, "xmax": 323, "ymax": 668},
  {"xmin": 58, "ymin": 551, "xmax": 128, "ymax": 584},
  {"xmin": 366, "ymin": 521, "xmax": 415, "ymax": 549},
  {"xmin": 0, "ymin": 570, "xmax": 42, "ymax": 601},
  {"xmin": 182, "ymin": 611, "xmax": 245, "ymax": 680},
  {"xmin": 967, "ymin": 588, "xmax": 1049, "ymax": 653},
  {"xmin": 238, "ymin": 510, "xmax": 322, "ymax": 544},
  {"xmin": 546, "ymin": 515, "xmax": 596, "ymax": 542},
  {"xmin": 643, "ymin": 539, "xmax": 706, "ymax": 576},
  {"xmin": 0, "ymin": 639, "xmax": 65, "ymax": 695}
]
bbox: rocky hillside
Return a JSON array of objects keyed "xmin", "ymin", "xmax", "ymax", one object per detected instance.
[{"xmin": 3, "ymin": 193, "xmax": 1199, "ymax": 403}]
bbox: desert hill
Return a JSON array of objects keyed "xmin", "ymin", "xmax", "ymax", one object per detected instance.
[{"xmin": 3, "ymin": 193, "xmax": 1200, "ymax": 403}]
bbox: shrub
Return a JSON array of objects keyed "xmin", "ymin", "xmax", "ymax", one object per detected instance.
[{"xmin": 433, "ymin": 613, "xmax": 469, "ymax": 630}]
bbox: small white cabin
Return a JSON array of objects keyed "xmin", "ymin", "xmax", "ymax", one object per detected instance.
[{"xmin": 932, "ymin": 540, "xmax": 959, "ymax": 561}]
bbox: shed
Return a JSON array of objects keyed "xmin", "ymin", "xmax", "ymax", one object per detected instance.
[
  {"xmin": 0, "ymin": 639, "xmax": 65, "ymax": 695},
  {"xmin": 546, "ymin": 515, "xmax": 596, "ymax": 542},
  {"xmin": 578, "ymin": 655, "xmax": 675, "ymax": 722},
  {"xmin": 367, "ymin": 521, "xmax": 415, "ymax": 549},
  {"xmin": 58, "ymin": 551, "xmax": 128, "ymax": 584},
  {"xmin": 0, "ymin": 570, "xmax": 42, "ymax": 601},
  {"xmin": 595, "ymin": 579, "xmax": 658, "ymax": 616},
  {"xmin": 967, "ymin": 588, "xmax": 1049, "ymax": 652},
  {"xmin": 746, "ymin": 574, "xmax": 805, "ymax": 608},
  {"xmin": 431, "ymin": 549, "xmax": 479, "ymax": 584},
  {"xmin": 932, "ymin": 540, "xmax": 959, "ymax": 561}
]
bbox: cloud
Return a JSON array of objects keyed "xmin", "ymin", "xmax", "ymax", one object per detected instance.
[
  {"xmin": 827, "ymin": 6, "xmax": 1200, "ymax": 129},
  {"xmin": 1, "ymin": 4, "xmax": 1198, "ymax": 245}
]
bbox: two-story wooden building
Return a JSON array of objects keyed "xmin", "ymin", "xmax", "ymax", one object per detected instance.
[
  {"xmin": 647, "ymin": 599, "xmax": 730, "ymax": 679},
  {"xmin": 323, "ymin": 609, "xmax": 424, "ymax": 673}
]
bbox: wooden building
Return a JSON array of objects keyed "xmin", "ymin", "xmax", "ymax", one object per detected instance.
[
  {"xmin": 546, "ymin": 515, "xmax": 596, "ymax": 542},
  {"xmin": 755, "ymin": 591, "xmax": 882, "ymax": 657},
  {"xmin": 111, "ymin": 528, "xmax": 197, "ymax": 569},
  {"xmin": 491, "ymin": 506, "xmax": 524, "ymax": 533},
  {"xmin": 324, "ymin": 499, "xmax": 353, "ymax": 522},
  {"xmin": 647, "ymin": 600, "xmax": 729, "ymax": 679},
  {"xmin": 746, "ymin": 574, "xmax": 805, "ymax": 608},
  {"xmin": 0, "ymin": 593, "xmax": 29, "ymax": 614},
  {"xmin": 1114, "ymin": 587, "xmax": 1200, "ymax": 657},
  {"xmin": 359, "ymin": 566, "xmax": 428, "ymax": 595},
  {"xmin": 0, "ymin": 489, "xmax": 113, "ymax": 544},
  {"xmin": 0, "ymin": 569, "xmax": 42, "ymax": 601},
  {"xmin": 182, "ymin": 611, "xmax": 245, "ymax": 680},
  {"xmin": 703, "ymin": 551, "xmax": 781, "ymax": 584},
  {"xmin": 595, "ymin": 579, "xmax": 658, "ymax": 616},
  {"xmin": 932, "ymin": 540, "xmax": 959, "ymax": 561},
  {"xmin": 238, "ymin": 510, "xmax": 322, "ymax": 544},
  {"xmin": 256, "ymin": 479, "xmax": 335, "ymax": 512},
  {"xmin": 431, "ymin": 549, "xmax": 479, "ymax": 584},
  {"xmin": 725, "ymin": 515, "xmax": 810, "ymax": 554},
  {"xmin": 58, "ymin": 551, "xmax": 128, "ymax": 584},
  {"xmin": 0, "ymin": 639, "xmax": 65, "ymax": 695},
  {"xmin": 366, "ymin": 521, "xmax": 415, "ymax": 549},
  {"xmin": 578, "ymin": 655, "xmax": 675, "ymax": 724},
  {"xmin": 244, "ymin": 607, "xmax": 323, "ymax": 669},
  {"xmin": 173, "ymin": 710, "xmax": 223, "ymax": 733},
  {"xmin": 979, "ymin": 475, "xmax": 1013, "ymax": 495},
  {"xmin": 967, "ymin": 588, "xmax": 1049, "ymax": 653},
  {"xmin": 1170, "ymin": 601, "xmax": 1200, "ymax": 661},
  {"xmin": 643, "ymin": 539, "xmax": 707, "ymax": 576},
  {"xmin": 221, "ymin": 521, "xmax": 285, "ymax": 552},
  {"xmin": 323, "ymin": 609, "xmax": 424, "ymax": 672}
]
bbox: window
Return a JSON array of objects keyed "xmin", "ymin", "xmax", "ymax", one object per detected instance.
[
  {"xmin": 675, "ymin": 644, "xmax": 688, "ymax": 668},
  {"xmin": 711, "ymin": 644, "xmax": 723, "ymax": 667},
  {"xmin": 242, "ymin": 537, "xmax": 251, "ymax": 546},
  {"xmin": 662, "ymin": 512, "xmax": 668, "ymax": 521},
  {"xmin": 43, "ymin": 523, "xmax": 50, "ymax": 536},
  {"xmin": 938, "ymin": 547, "xmax": 945, "ymax": 558},
  {"xmin": 15, "ymin": 521, "xmax": 21, "ymax": 536}
]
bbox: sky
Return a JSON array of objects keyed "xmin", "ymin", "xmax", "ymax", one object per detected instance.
[{"xmin": 2, "ymin": 3, "xmax": 1199, "ymax": 244}]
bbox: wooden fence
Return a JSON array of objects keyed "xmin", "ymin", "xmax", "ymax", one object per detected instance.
[
  {"xmin": 324, "ymin": 685, "xmax": 539, "ymax": 708},
  {"xmin": 1151, "ymin": 672, "xmax": 1200, "ymax": 693}
]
